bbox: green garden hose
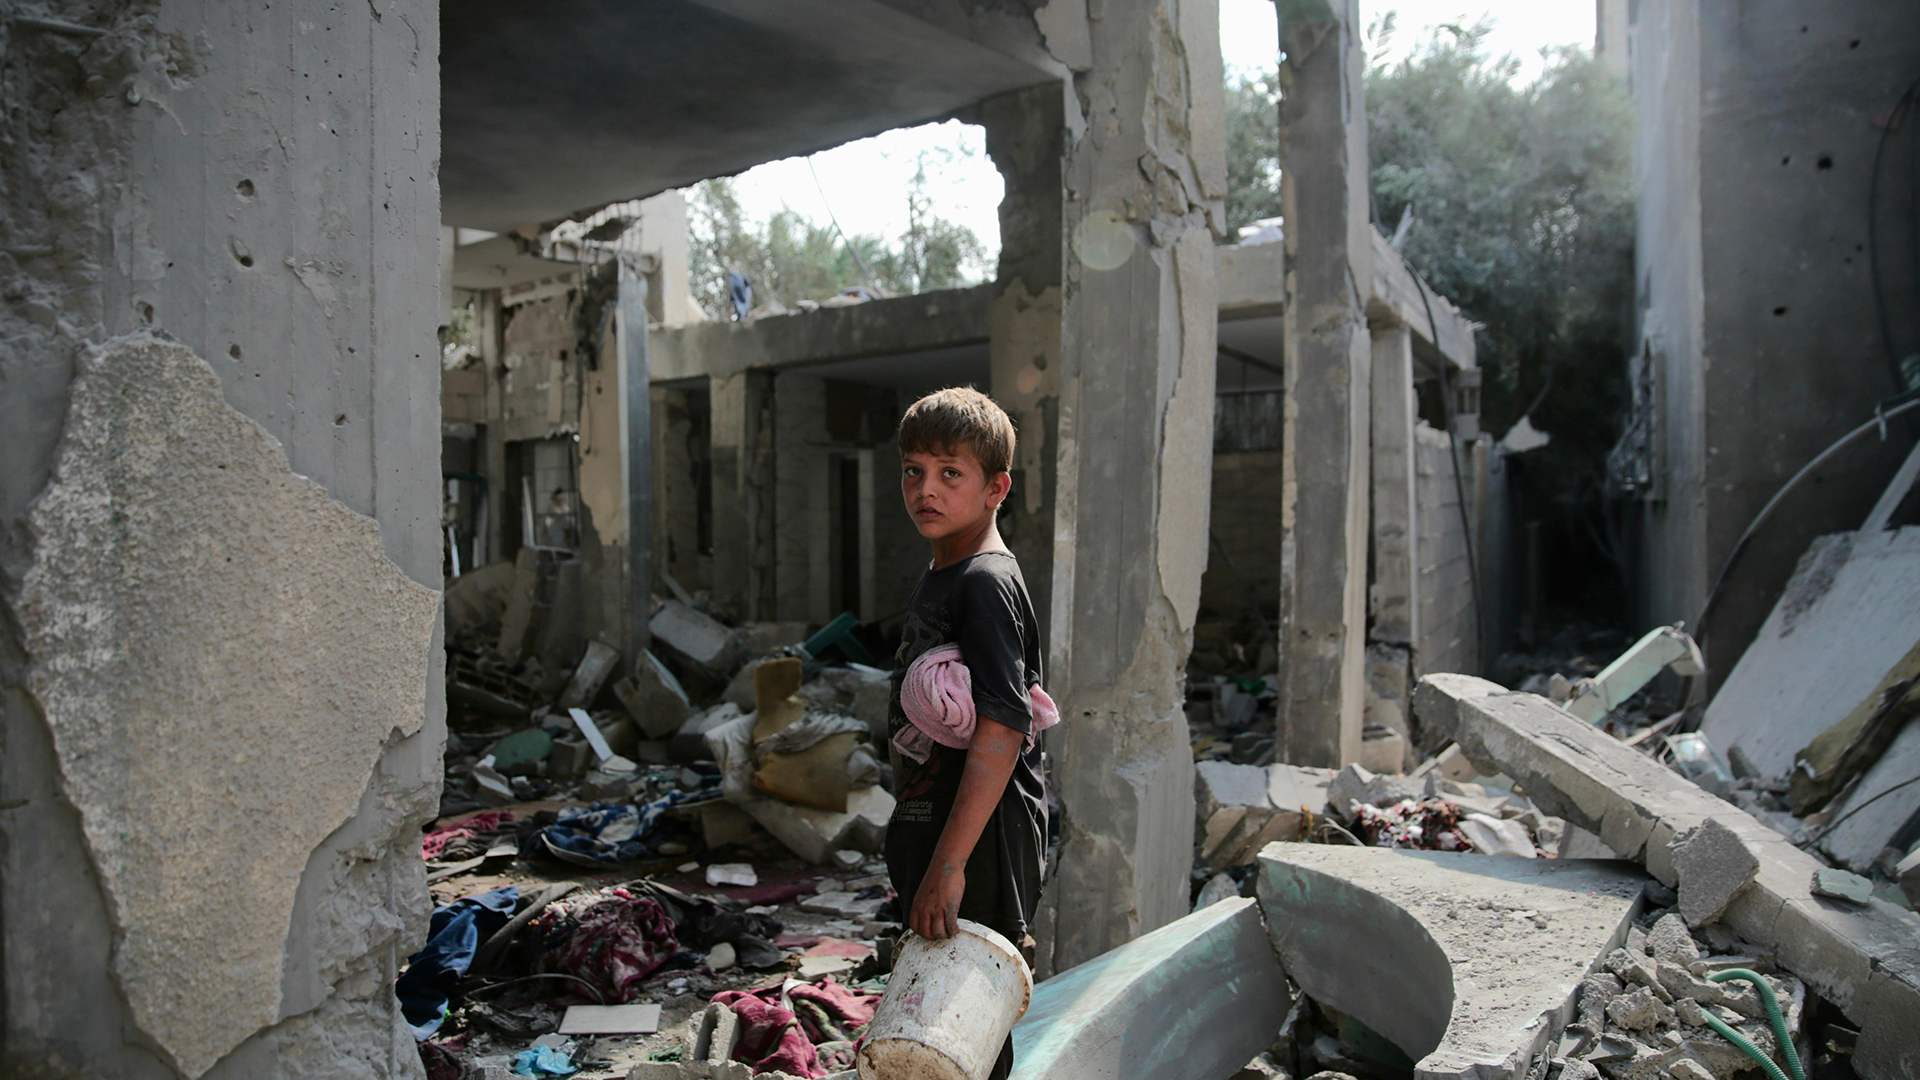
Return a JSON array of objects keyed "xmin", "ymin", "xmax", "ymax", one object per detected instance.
[{"xmin": 1704, "ymin": 969, "xmax": 1804, "ymax": 1080}]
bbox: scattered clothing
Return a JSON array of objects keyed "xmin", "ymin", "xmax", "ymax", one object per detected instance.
[
  {"xmin": 511, "ymin": 1045, "xmax": 579, "ymax": 1077},
  {"xmin": 1352, "ymin": 799, "xmax": 1472, "ymax": 852},
  {"xmin": 711, "ymin": 978, "xmax": 883, "ymax": 1079},
  {"xmin": 892, "ymin": 643, "xmax": 1060, "ymax": 764},
  {"xmin": 397, "ymin": 887, "xmax": 520, "ymax": 1038},
  {"xmin": 642, "ymin": 882, "xmax": 786, "ymax": 970},
  {"xmin": 538, "ymin": 794, "xmax": 688, "ymax": 866},
  {"xmin": 534, "ymin": 887, "xmax": 681, "ymax": 1003},
  {"xmin": 418, "ymin": 1036, "xmax": 468, "ymax": 1080},
  {"xmin": 422, "ymin": 809, "xmax": 516, "ymax": 861}
]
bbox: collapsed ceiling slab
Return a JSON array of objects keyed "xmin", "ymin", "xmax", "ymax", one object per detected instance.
[{"xmin": 441, "ymin": 0, "xmax": 1057, "ymax": 230}]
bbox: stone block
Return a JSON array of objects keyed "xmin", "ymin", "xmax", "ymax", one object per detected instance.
[
  {"xmin": 1326, "ymin": 764, "xmax": 1423, "ymax": 817},
  {"xmin": 614, "ymin": 651, "xmax": 694, "ymax": 739},
  {"xmin": 1412, "ymin": 675, "xmax": 1920, "ymax": 1080},
  {"xmin": 1257, "ymin": 844, "xmax": 1645, "ymax": 1080},
  {"xmin": 742, "ymin": 786, "xmax": 894, "ymax": 865},
  {"xmin": 651, "ymin": 600, "xmax": 741, "ymax": 683},
  {"xmin": 1669, "ymin": 818, "xmax": 1760, "ymax": 927},
  {"xmin": 1356, "ymin": 728, "xmax": 1408, "ymax": 775},
  {"xmin": 1011, "ymin": 898, "xmax": 1290, "ymax": 1080},
  {"xmin": 1647, "ymin": 913, "xmax": 1701, "ymax": 965},
  {"xmin": 671, "ymin": 703, "xmax": 744, "ymax": 763},
  {"xmin": 698, "ymin": 801, "xmax": 759, "ymax": 850},
  {"xmin": 1267, "ymin": 764, "xmax": 1335, "ymax": 815}
]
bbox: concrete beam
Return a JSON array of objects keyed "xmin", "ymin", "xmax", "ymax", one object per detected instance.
[
  {"xmin": 1011, "ymin": 897, "xmax": 1290, "ymax": 1080},
  {"xmin": 1258, "ymin": 844, "xmax": 1644, "ymax": 1080},
  {"xmin": 1216, "ymin": 240, "xmax": 1287, "ymax": 320},
  {"xmin": 648, "ymin": 285, "xmax": 991, "ymax": 383},
  {"xmin": 1365, "ymin": 230, "xmax": 1476, "ymax": 371},
  {"xmin": 1032, "ymin": 0, "xmax": 1224, "ymax": 975},
  {"xmin": 1276, "ymin": 0, "xmax": 1372, "ymax": 769},
  {"xmin": 1414, "ymin": 675, "xmax": 1920, "ymax": 1080}
]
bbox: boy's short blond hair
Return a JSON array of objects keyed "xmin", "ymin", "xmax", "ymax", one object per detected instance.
[{"xmin": 897, "ymin": 387, "xmax": 1016, "ymax": 476}]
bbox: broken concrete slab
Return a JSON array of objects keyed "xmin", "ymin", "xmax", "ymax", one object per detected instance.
[
  {"xmin": 1257, "ymin": 844, "xmax": 1645, "ymax": 1080},
  {"xmin": 1268, "ymin": 764, "xmax": 1336, "ymax": 815},
  {"xmin": 1812, "ymin": 867, "xmax": 1876, "ymax": 905},
  {"xmin": 1326, "ymin": 763, "xmax": 1423, "ymax": 816},
  {"xmin": 651, "ymin": 599, "xmax": 741, "ymax": 684},
  {"xmin": 1701, "ymin": 528, "xmax": 1920, "ymax": 779},
  {"xmin": 742, "ymin": 786, "xmax": 893, "ymax": 866},
  {"xmin": 559, "ymin": 640, "xmax": 622, "ymax": 710},
  {"xmin": 1010, "ymin": 897, "xmax": 1290, "ymax": 1080},
  {"xmin": 615, "ymin": 650, "xmax": 695, "ymax": 739},
  {"xmin": 1414, "ymin": 676, "xmax": 1920, "ymax": 1080},
  {"xmin": 1670, "ymin": 818, "xmax": 1760, "ymax": 926},
  {"xmin": 16, "ymin": 335, "xmax": 440, "ymax": 1077}
]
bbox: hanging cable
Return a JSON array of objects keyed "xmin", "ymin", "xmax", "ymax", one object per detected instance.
[{"xmin": 807, "ymin": 157, "xmax": 878, "ymax": 293}]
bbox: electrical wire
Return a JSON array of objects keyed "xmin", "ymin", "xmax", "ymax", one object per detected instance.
[
  {"xmin": 1867, "ymin": 76, "xmax": 1920, "ymax": 391},
  {"xmin": 806, "ymin": 157, "xmax": 878, "ymax": 293},
  {"xmin": 1693, "ymin": 391, "xmax": 1920, "ymax": 640}
]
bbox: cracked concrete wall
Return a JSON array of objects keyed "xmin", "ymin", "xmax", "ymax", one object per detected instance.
[
  {"xmin": 1275, "ymin": 0, "xmax": 1371, "ymax": 769},
  {"xmin": 0, "ymin": 3, "xmax": 443, "ymax": 1077},
  {"xmin": 1027, "ymin": 0, "xmax": 1225, "ymax": 976}
]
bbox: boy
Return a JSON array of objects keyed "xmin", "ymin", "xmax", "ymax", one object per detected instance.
[{"xmin": 884, "ymin": 387, "xmax": 1047, "ymax": 1080}]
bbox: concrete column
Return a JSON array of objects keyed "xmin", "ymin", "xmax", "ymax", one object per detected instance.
[
  {"xmin": 1030, "ymin": 0, "xmax": 1226, "ymax": 975},
  {"xmin": 709, "ymin": 369, "xmax": 774, "ymax": 623},
  {"xmin": 1369, "ymin": 323, "xmax": 1419, "ymax": 648},
  {"xmin": 1276, "ymin": 0, "xmax": 1372, "ymax": 769},
  {"xmin": 619, "ymin": 261, "xmax": 653, "ymax": 656}
]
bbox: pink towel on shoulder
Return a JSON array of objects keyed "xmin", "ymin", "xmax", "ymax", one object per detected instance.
[{"xmin": 891, "ymin": 643, "xmax": 1060, "ymax": 764}]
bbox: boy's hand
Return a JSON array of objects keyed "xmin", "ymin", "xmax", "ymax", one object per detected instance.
[{"xmin": 911, "ymin": 860, "xmax": 965, "ymax": 940}]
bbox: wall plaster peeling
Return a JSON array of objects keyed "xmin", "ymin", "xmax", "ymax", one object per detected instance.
[
  {"xmin": 1155, "ymin": 228, "xmax": 1219, "ymax": 637},
  {"xmin": 17, "ymin": 334, "xmax": 440, "ymax": 1078}
]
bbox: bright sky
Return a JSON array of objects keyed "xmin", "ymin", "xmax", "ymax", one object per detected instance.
[{"xmin": 710, "ymin": 0, "xmax": 1594, "ymax": 280}]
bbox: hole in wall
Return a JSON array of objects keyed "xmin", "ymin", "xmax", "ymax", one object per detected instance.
[
  {"xmin": 1817, "ymin": 154, "xmax": 1833, "ymax": 170},
  {"xmin": 334, "ymin": 414, "xmax": 348, "ymax": 427},
  {"xmin": 1773, "ymin": 306, "xmax": 1789, "ymax": 316},
  {"xmin": 229, "ymin": 343, "xmax": 242, "ymax": 359},
  {"xmin": 1850, "ymin": 39, "xmax": 1861, "ymax": 48},
  {"xmin": 138, "ymin": 302, "xmax": 154, "ymax": 323},
  {"xmin": 238, "ymin": 255, "xmax": 254, "ymax": 267},
  {"xmin": 236, "ymin": 178, "xmax": 254, "ymax": 197},
  {"xmin": 1781, "ymin": 156, "xmax": 1792, "ymax": 166}
]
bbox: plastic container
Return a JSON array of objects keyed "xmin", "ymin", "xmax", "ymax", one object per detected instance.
[{"xmin": 857, "ymin": 920, "xmax": 1033, "ymax": 1080}]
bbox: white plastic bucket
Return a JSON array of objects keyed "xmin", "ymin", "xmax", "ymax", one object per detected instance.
[{"xmin": 857, "ymin": 920, "xmax": 1033, "ymax": 1080}]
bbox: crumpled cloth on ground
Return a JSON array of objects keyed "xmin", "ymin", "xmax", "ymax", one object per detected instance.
[
  {"xmin": 533, "ymin": 887, "xmax": 680, "ymax": 1003},
  {"xmin": 1351, "ymin": 799, "xmax": 1470, "ymax": 852},
  {"xmin": 641, "ymin": 882, "xmax": 787, "ymax": 970},
  {"xmin": 892, "ymin": 643, "xmax": 1060, "ymax": 763},
  {"xmin": 512, "ymin": 1045, "xmax": 578, "ymax": 1077},
  {"xmin": 422, "ymin": 809, "xmax": 516, "ymax": 861},
  {"xmin": 537, "ymin": 794, "xmax": 687, "ymax": 866},
  {"xmin": 711, "ymin": 978, "xmax": 883, "ymax": 1079},
  {"xmin": 418, "ymin": 1034, "xmax": 469, "ymax": 1080},
  {"xmin": 397, "ymin": 887, "xmax": 520, "ymax": 1038}
]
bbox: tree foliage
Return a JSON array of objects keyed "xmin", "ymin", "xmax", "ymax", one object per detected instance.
[
  {"xmin": 1368, "ymin": 22, "xmax": 1635, "ymax": 482},
  {"xmin": 687, "ymin": 156, "xmax": 987, "ymax": 318},
  {"xmin": 1224, "ymin": 69, "xmax": 1284, "ymax": 233}
]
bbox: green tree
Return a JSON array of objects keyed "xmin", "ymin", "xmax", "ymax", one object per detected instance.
[
  {"xmin": 1224, "ymin": 69, "xmax": 1283, "ymax": 233},
  {"xmin": 686, "ymin": 154, "xmax": 987, "ymax": 318}
]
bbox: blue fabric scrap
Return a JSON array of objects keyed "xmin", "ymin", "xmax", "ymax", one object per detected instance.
[
  {"xmin": 538, "ymin": 793, "xmax": 688, "ymax": 864},
  {"xmin": 395, "ymin": 886, "xmax": 518, "ymax": 1039},
  {"xmin": 512, "ymin": 1045, "xmax": 579, "ymax": 1077}
]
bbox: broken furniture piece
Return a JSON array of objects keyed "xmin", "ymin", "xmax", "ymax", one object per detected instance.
[{"xmin": 1562, "ymin": 623, "xmax": 1704, "ymax": 724}]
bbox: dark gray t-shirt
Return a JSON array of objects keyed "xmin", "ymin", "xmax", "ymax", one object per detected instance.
[{"xmin": 883, "ymin": 550, "xmax": 1047, "ymax": 941}]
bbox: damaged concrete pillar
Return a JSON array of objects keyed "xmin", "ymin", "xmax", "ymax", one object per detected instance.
[
  {"xmin": 0, "ymin": 3, "xmax": 444, "ymax": 1076},
  {"xmin": 709, "ymin": 369, "xmax": 775, "ymax": 623},
  {"xmin": 1369, "ymin": 323, "xmax": 1419, "ymax": 649},
  {"xmin": 983, "ymin": 83, "xmax": 1065, "ymax": 636},
  {"xmin": 1276, "ymin": 0, "xmax": 1373, "ymax": 768},
  {"xmin": 1030, "ymin": 0, "xmax": 1226, "ymax": 975}
]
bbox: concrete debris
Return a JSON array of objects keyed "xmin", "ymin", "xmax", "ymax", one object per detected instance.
[
  {"xmin": 1810, "ymin": 867, "xmax": 1875, "ymax": 904},
  {"xmin": 559, "ymin": 640, "xmax": 623, "ymax": 709},
  {"xmin": 742, "ymin": 787, "xmax": 893, "ymax": 866},
  {"xmin": 1605, "ymin": 986, "xmax": 1674, "ymax": 1031},
  {"xmin": 615, "ymin": 651, "xmax": 696, "ymax": 740},
  {"xmin": 1458, "ymin": 812, "xmax": 1535, "ymax": 857},
  {"xmin": 1647, "ymin": 913, "xmax": 1701, "ymax": 965},
  {"xmin": 1414, "ymin": 674, "xmax": 1920, "ymax": 1080},
  {"xmin": 1192, "ymin": 872, "xmax": 1240, "ymax": 913},
  {"xmin": 558, "ymin": 1003, "xmax": 661, "ymax": 1035},
  {"xmin": 650, "ymin": 599, "xmax": 741, "ymax": 685},
  {"xmin": 1011, "ymin": 898, "xmax": 1290, "ymax": 1080},
  {"xmin": 1668, "ymin": 818, "xmax": 1760, "ymax": 927},
  {"xmin": 1258, "ymin": 844, "xmax": 1644, "ymax": 1080},
  {"xmin": 1326, "ymin": 763, "xmax": 1424, "ymax": 815},
  {"xmin": 704, "ymin": 863, "xmax": 757, "ymax": 888}
]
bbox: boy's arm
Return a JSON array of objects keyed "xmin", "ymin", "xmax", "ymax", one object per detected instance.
[{"xmin": 909, "ymin": 717, "xmax": 1022, "ymax": 940}]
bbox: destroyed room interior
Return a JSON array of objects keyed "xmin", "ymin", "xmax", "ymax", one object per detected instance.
[{"xmin": 6, "ymin": 1, "xmax": 1920, "ymax": 1079}]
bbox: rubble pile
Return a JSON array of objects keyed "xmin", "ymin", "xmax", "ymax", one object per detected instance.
[{"xmin": 424, "ymin": 558, "xmax": 906, "ymax": 1078}]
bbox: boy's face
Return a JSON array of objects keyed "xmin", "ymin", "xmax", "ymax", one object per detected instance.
[{"xmin": 900, "ymin": 446, "xmax": 1010, "ymax": 540}]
